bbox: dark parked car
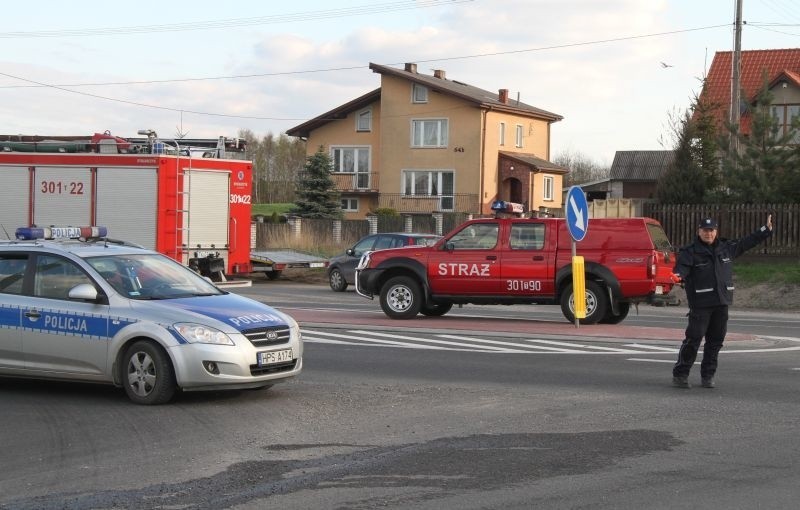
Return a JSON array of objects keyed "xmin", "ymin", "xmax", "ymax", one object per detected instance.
[{"xmin": 327, "ymin": 233, "xmax": 440, "ymax": 292}]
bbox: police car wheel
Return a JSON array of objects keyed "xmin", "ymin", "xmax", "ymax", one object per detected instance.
[
  {"xmin": 600, "ymin": 302, "xmax": 630, "ymax": 324},
  {"xmin": 329, "ymin": 268, "xmax": 348, "ymax": 292},
  {"xmin": 121, "ymin": 340, "xmax": 177, "ymax": 405},
  {"xmin": 379, "ymin": 276, "xmax": 423, "ymax": 319},
  {"xmin": 560, "ymin": 280, "xmax": 608, "ymax": 325},
  {"xmin": 420, "ymin": 302, "xmax": 453, "ymax": 317}
]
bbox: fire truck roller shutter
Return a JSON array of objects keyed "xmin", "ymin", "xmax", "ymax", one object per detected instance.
[
  {"xmin": 96, "ymin": 166, "xmax": 158, "ymax": 249},
  {"xmin": 185, "ymin": 169, "xmax": 230, "ymax": 265},
  {"xmin": 33, "ymin": 167, "xmax": 92, "ymax": 227},
  {"xmin": 0, "ymin": 166, "xmax": 30, "ymax": 230}
]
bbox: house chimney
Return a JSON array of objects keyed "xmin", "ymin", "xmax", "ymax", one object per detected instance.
[
  {"xmin": 499, "ymin": 89, "xmax": 509, "ymax": 103},
  {"xmin": 433, "ymin": 69, "xmax": 446, "ymax": 79},
  {"xmin": 404, "ymin": 63, "xmax": 417, "ymax": 73}
]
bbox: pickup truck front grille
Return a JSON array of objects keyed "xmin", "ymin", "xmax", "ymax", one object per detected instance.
[{"xmin": 242, "ymin": 325, "xmax": 291, "ymax": 347}]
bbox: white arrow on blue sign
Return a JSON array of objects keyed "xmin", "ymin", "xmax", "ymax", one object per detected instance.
[{"xmin": 566, "ymin": 186, "xmax": 589, "ymax": 242}]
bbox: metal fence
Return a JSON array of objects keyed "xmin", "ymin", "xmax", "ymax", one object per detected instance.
[{"xmin": 643, "ymin": 203, "xmax": 800, "ymax": 256}]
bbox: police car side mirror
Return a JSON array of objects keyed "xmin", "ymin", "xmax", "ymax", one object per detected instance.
[
  {"xmin": 444, "ymin": 241, "xmax": 455, "ymax": 252},
  {"xmin": 68, "ymin": 283, "xmax": 99, "ymax": 302},
  {"xmin": 346, "ymin": 248, "xmax": 355, "ymax": 256}
]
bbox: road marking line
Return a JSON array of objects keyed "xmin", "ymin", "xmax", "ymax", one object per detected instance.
[
  {"xmin": 436, "ymin": 334, "xmax": 579, "ymax": 353},
  {"xmin": 628, "ymin": 358, "xmax": 698, "ymax": 364},
  {"xmin": 303, "ymin": 329, "xmax": 447, "ymax": 350},
  {"xmin": 352, "ymin": 330, "xmax": 527, "ymax": 352},
  {"xmin": 625, "ymin": 343, "xmax": 678, "ymax": 352}
]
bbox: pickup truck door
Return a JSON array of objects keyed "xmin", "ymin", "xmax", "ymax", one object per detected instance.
[
  {"xmin": 500, "ymin": 221, "xmax": 554, "ymax": 296},
  {"xmin": 427, "ymin": 222, "xmax": 501, "ymax": 295}
]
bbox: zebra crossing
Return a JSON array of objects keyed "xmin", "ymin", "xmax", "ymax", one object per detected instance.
[{"xmin": 301, "ymin": 328, "xmax": 680, "ymax": 355}]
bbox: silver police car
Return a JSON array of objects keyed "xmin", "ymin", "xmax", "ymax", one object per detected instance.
[{"xmin": 0, "ymin": 227, "xmax": 302, "ymax": 404}]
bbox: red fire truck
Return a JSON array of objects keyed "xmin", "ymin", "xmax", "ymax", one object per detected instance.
[{"xmin": 0, "ymin": 132, "xmax": 254, "ymax": 280}]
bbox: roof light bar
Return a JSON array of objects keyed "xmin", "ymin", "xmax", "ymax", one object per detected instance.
[
  {"xmin": 490, "ymin": 201, "xmax": 525, "ymax": 214},
  {"xmin": 15, "ymin": 226, "xmax": 108, "ymax": 241}
]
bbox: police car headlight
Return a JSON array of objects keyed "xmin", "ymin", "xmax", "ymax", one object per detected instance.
[{"xmin": 174, "ymin": 323, "xmax": 235, "ymax": 346}]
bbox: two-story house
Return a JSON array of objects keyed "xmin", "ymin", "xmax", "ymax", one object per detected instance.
[
  {"xmin": 286, "ymin": 62, "xmax": 567, "ymax": 219},
  {"xmin": 701, "ymin": 48, "xmax": 800, "ymax": 141}
]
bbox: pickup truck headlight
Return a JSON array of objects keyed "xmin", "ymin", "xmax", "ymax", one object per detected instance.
[
  {"xmin": 356, "ymin": 251, "xmax": 372, "ymax": 270},
  {"xmin": 174, "ymin": 323, "xmax": 235, "ymax": 345}
]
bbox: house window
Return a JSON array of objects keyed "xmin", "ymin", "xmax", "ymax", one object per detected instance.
[
  {"xmin": 412, "ymin": 83, "xmax": 428, "ymax": 103},
  {"xmin": 356, "ymin": 109, "xmax": 372, "ymax": 132},
  {"xmin": 331, "ymin": 146, "xmax": 371, "ymax": 189},
  {"xmin": 543, "ymin": 175, "xmax": 554, "ymax": 201},
  {"xmin": 402, "ymin": 170, "xmax": 455, "ymax": 210},
  {"xmin": 411, "ymin": 119, "xmax": 448, "ymax": 148},
  {"xmin": 515, "ymin": 125, "xmax": 523, "ymax": 147},
  {"xmin": 499, "ymin": 122, "xmax": 506, "ymax": 146},
  {"xmin": 770, "ymin": 104, "xmax": 800, "ymax": 144},
  {"xmin": 341, "ymin": 198, "xmax": 359, "ymax": 212}
]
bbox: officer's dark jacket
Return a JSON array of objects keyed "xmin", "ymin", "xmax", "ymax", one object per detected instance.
[{"xmin": 674, "ymin": 225, "xmax": 772, "ymax": 308}]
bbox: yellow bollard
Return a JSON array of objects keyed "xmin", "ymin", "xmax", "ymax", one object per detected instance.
[{"xmin": 572, "ymin": 256, "xmax": 586, "ymax": 323}]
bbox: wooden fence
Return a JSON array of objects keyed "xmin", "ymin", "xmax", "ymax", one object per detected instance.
[
  {"xmin": 254, "ymin": 204, "xmax": 800, "ymax": 256},
  {"xmin": 643, "ymin": 203, "xmax": 800, "ymax": 256}
]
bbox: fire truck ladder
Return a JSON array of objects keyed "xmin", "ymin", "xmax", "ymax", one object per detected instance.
[{"xmin": 175, "ymin": 149, "xmax": 191, "ymax": 265}]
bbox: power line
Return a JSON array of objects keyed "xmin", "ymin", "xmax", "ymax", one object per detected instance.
[
  {"xmin": 0, "ymin": 0, "xmax": 471, "ymax": 38},
  {"xmin": 0, "ymin": 23, "xmax": 732, "ymax": 122},
  {"xmin": 0, "ymin": 24, "xmax": 731, "ymax": 91}
]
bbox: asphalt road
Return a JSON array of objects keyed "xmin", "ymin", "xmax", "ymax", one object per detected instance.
[{"xmin": 1, "ymin": 280, "xmax": 798, "ymax": 509}]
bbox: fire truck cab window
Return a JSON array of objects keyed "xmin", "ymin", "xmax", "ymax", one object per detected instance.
[{"xmin": 448, "ymin": 223, "xmax": 499, "ymax": 250}]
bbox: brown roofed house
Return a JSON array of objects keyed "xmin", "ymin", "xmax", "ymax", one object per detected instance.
[{"xmin": 286, "ymin": 63, "xmax": 567, "ymax": 218}]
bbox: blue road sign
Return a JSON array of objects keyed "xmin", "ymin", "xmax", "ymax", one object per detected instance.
[{"xmin": 566, "ymin": 186, "xmax": 589, "ymax": 242}]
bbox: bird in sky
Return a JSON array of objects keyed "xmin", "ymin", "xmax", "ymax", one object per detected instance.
[{"xmin": 660, "ymin": 61, "xmax": 674, "ymax": 68}]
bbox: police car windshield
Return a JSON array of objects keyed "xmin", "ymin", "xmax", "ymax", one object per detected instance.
[{"xmin": 85, "ymin": 254, "xmax": 224, "ymax": 300}]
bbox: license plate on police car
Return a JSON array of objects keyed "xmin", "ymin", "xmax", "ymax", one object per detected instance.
[
  {"xmin": 655, "ymin": 285, "xmax": 664, "ymax": 295},
  {"xmin": 258, "ymin": 348, "xmax": 293, "ymax": 366},
  {"xmin": 310, "ymin": 262, "xmax": 324, "ymax": 268}
]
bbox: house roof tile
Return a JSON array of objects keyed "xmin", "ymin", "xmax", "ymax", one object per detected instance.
[
  {"xmin": 702, "ymin": 48, "xmax": 800, "ymax": 133},
  {"xmin": 370, "ymin": 62, "xmax": 563, "ymax": 122},
  {"xmin": 499, "ymin": 151, "xmax": 569, "ymax": 174}
]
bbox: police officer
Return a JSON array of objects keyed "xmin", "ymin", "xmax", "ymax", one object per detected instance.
[{"xmin": 672, "ymin": 214, "xmax": 773, "ymax": 389}]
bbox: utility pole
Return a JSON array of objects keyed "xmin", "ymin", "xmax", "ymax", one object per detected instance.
[{"xmin": 730, "ymin": 0, "xmax": 743, "ymax": 156}]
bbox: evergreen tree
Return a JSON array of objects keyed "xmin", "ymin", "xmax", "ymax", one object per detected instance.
[
  {"xmin": 291, "ymin": 146, "xmax": 342, "ymax": 218},
  {"xmin": 719, "ymin": 77, "xmax": 800, "ymax": 203},
  {"xmin": 656, "ymin": 111, "xmax": 706, "ymax": 203}
]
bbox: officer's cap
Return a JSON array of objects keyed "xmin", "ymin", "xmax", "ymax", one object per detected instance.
[{"xmin": 698, "ymin": 218, "xmax": 718, "ymax": 229}]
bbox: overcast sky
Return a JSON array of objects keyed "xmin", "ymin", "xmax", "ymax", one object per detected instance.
[{"xmin": 1, "ymin": 0, "xmax": 798, "ymax": 165}]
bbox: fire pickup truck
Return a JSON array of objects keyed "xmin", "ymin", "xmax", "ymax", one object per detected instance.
[{"xmin": 355, "ymin": 211, "xmax": 677, "ymax": 324}]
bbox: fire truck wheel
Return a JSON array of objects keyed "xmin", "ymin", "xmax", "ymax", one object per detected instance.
[
  {"xmin": 600, "ymin": 302, "xmax": 630, "ymax": 324},
  {"xmin": 265, "ymin": 270, "xmax": 282, "ymax": 281},
  {"xmin": 328, "ymin": 268, "xmax": 348, "ymax": 292},
  {"xmin": 559, "ymin": 280, "xmax": 608, "ymax": 325},
  {"xmin": 420, "ymin": 301, "xmax": 453, "ymax": 317},
  {"xmin": 121, "ymin": 340, "xmax": 177, "ymax": 405},
  {"xmin": 380, "ymin": 276, "xmax": 423, "ymax": 319}
]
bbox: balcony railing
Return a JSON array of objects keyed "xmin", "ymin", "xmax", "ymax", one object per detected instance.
[
  {"xmin": 377, "ymin": 193, "xmax": 479, "ymax": 214},
  {"xmin": 330, "ymin": 171, "xmax": 379, "ymax": 192}
]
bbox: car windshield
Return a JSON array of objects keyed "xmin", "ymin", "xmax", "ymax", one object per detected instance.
[{"xmin": 85, "ymin": 253, "xmax": 225, "ymax": 300}]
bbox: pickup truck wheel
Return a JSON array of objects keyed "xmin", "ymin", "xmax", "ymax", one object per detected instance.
[
  {"xmin": 600, "ymin": 302, "xmax": 630, "ymax": 324},
  {"xmin": 380, "ymin": 276, "xmax": 422, "ymax": 319},
  {"xmin": 560, "ymin": 280, "xmax": 608, "ymax": 325},
  {"xmin": 328, "ymin": 268, "xmax": 348, "ymax": 292},
  {"xmin": 420, "ymin": 302, "xmax": 453, "ymax": 317},
  {"xmin": 265, "ymin": 270, "xmax": 282, "ymax": 281}
]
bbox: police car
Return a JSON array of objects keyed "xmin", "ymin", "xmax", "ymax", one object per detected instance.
[{"xmin": 0, "ymin": 227, "xmax": 302, "ymax": 404}]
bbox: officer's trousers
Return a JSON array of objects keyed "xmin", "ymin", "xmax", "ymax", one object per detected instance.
[{"xmin": 672, "ymin": 305, "xmax": 729, "ymax": 379}]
